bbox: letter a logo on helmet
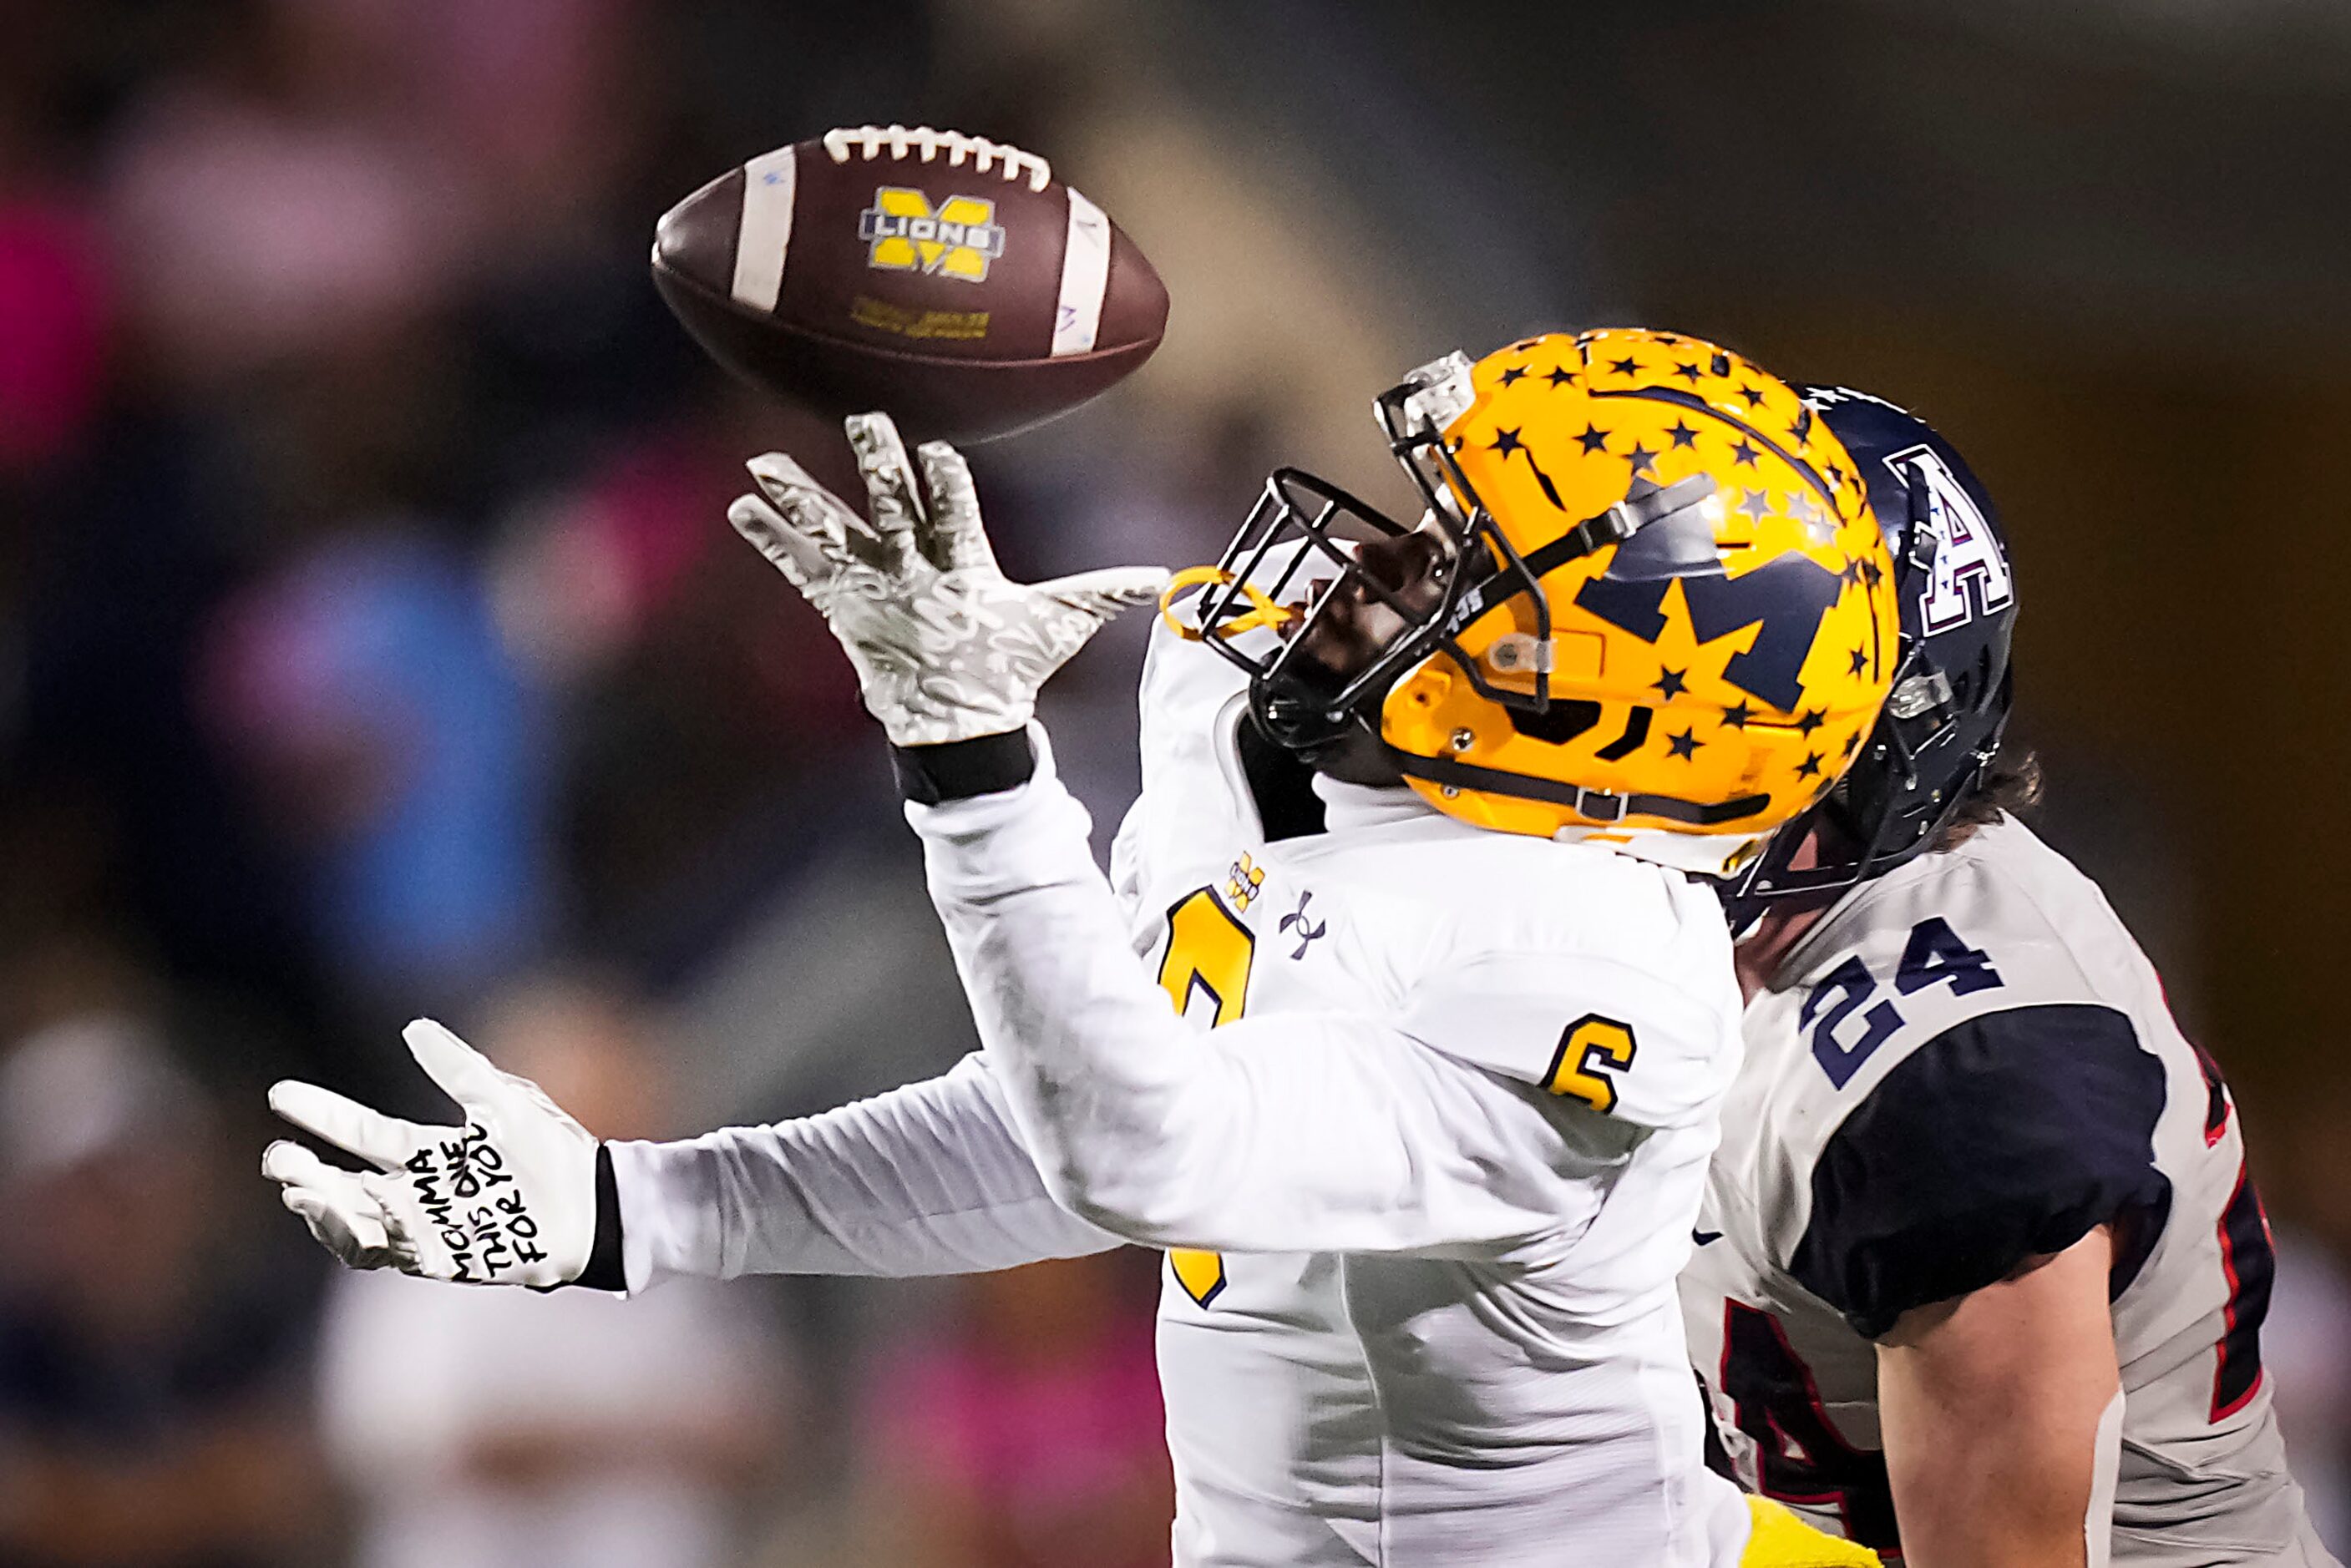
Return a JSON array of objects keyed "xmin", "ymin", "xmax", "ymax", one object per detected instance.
[
  {"xmin": 1896, "ymin": 444, "xmax": 2013, "ymax": 634},
  {"xmin": 1169, "ymin": 328, "xmax": 1903, "ymax": 877}
]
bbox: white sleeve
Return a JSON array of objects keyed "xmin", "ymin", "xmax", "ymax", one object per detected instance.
[
  {"xmin": 1400, "ymin": 948, "xmax": 1737, "ymax": 1130},
  {"xmin": 909, "ymin": 738, "xmax": 1600, "ymax": 1258},
  {"xmin": 606, "ymin": 1052, "xmax": 1122, "ymax": 1292}
]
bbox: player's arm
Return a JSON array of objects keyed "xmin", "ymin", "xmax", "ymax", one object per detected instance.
[
  {"xmin": 265, "ymin": 1028, "xmax": 1120, "ymax": 1291},
  {"xmin": 1786, "ymin": 1004, "xmax": 2167, "ymax": 1568},
  {"xmin": 607, "ymin": 1051, "xmax": 1123, "ymax": 1287},
  {"xmin": 1876, "ymin": 1227, "xmax": 2121, "ymax": 1568},
  {"xmin": 908, "ymin": 741, "xmax": 1642, "ymax": 1255}
]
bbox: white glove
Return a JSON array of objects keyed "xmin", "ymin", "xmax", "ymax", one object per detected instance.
[
  {"xmin": 262, "ymin": 1019, "xmax": 601, "ymax": 1288},
  {"xmin": 729, "ymin": 412, "xmax": 1168, "ymax": 748}
]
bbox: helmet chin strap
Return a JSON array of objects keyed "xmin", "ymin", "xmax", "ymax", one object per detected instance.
[{"xmin": 1386, "ymin": 741, "xmax": 1773, "ymax": 829}]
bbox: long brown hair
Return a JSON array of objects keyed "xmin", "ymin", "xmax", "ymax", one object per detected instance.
[{"xmin": 1930, "ymin": 746, "xmax": 2044, "ymax": 851}]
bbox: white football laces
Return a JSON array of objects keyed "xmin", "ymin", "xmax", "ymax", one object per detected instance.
[{"xmin": 821, "ymin": 124, "xmax": 1053, "ymax": 193}]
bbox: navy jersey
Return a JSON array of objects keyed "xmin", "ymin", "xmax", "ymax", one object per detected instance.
[{"xmin": 1681, "ymin": 816, "xmax": 2335, "ymax": 1565}]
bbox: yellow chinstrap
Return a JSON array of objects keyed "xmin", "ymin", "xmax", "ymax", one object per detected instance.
[{"xmin": 1159, "ymin": 564, "xmax": 1298, "ymax": 644}]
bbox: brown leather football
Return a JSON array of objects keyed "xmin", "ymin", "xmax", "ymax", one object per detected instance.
[{"xmin": 651, "ymin": 124, "xmax": 1169, "ymax": 444}]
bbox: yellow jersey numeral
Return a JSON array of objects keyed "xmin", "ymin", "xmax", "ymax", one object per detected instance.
[
  {"xmin": 1154, "ymin": 887, "xmax": 1255, "ymax": 1305},
  {"xmin": 1544, "ymin": 1014, "xmax": 1638, "ymax": 1114}
]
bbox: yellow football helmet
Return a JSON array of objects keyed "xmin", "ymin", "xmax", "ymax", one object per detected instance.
[{"xmin": 1169, "ymin": 327, "xmax": 1901, "ymax": 875}]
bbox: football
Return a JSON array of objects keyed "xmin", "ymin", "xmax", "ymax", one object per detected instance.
[{"xmin": 651, "ymin": 124, "xmax": 1169, "ymax": 443}]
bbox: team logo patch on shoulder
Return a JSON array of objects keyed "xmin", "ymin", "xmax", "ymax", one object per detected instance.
[
  {"xmin": 859, "ymin": 188, "xmax": 1006, "ymax": 281},
  {"xmin": 1223, "ymin": 852, "xmax": 1265, "ymax": 913}
]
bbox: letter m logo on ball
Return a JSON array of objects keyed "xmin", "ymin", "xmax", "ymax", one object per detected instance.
[{"xmin": 858, "ymin": 188, "xmax": 1007, "ymax": 281}]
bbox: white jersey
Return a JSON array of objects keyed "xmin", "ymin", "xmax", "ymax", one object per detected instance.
[
  {"xmin": 1101, "ymin": 614, "xmax": 1751, "ymax": 1565},
  {"xmin": 1680, "ymin": 817, "xmax": 2337, "ymax": 1566},
  {"xmin": 615, "ymin": 617, "xmax": 1755, "ymax": 1566}
]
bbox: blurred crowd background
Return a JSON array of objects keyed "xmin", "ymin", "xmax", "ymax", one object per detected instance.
[{"xmin": 3, "ymin": 1, "xmax": 2349, "ymax": 1563}]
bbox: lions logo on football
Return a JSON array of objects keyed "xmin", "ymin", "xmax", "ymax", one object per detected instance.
[{"xmin": 858, "ymin": 187, "xmax": 1006, "ymax": 281}]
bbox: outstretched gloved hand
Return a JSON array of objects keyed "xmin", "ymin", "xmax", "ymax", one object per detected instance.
[
  {"xmin": 263, "ymin": 1019, "xmax": 603, "ymax": 1288},
  {"xmin": 729, "ymin": 412, "xmax": 1168, "ymax": 748}
]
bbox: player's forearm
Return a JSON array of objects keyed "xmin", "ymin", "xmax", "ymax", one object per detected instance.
[
  {"xmin": 909, "ymin": 748, "xmax": 1233, "ymax": 1242},
  {"xmin": 1879, "ymin": 1422, "xmax": 2103, "ymax": 1568},
  {"xmin": 1877, "ymin": 1231, "xmax": 2120, "ymax": 1568},
  {"xmin": 1882, "ymin": 1439, "xmax": 2097, "ymax": 1567},
  {"xmin": 608, "ymin": 1054, "xmax": 1120, "ymax": 1289}
]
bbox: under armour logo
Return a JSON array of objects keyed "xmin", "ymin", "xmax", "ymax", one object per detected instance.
[{"xmin": 1278, "ymin": 891, "xmax": 1326, "ymax": 959}]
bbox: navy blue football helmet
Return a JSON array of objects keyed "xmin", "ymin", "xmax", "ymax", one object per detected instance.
[{"xmin": 1721, "ymin": 386, "xmax": 2017, "ymax": 916}]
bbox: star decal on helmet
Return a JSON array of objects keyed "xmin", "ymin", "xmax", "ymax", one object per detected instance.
[
  {"xmin": 1654, "ymin": 666, "xmax": 1690, "ymax": 698},
  {"xmin": 1789, "ymin": 491, "xmax": 1828, "ymax": 538},
  {"xmin": 1666, "ymin": 728, "xmax": 1703, "ymax": 760}
]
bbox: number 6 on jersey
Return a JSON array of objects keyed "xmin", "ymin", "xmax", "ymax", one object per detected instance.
[{"xmin": 1545, "ymin": 1014, "xmax": 1639, "ymax": 1114}]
